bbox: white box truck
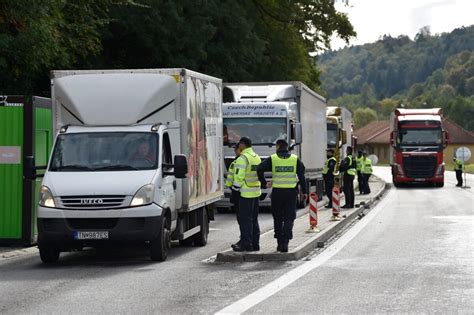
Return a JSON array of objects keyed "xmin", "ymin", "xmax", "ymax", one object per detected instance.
[
  {"xmin": 218, "ymin": 82, "xmax": 327, "ymax": 210},
  {"xmin": 36, "ymin": 69, "xmax": 223, "ymax": 262}
]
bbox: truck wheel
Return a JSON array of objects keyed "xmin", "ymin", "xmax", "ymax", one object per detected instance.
[
  {"xmin": 193, "ymin": 209, "xmax": 209, "ymax": 247},
  {"xmin": 150, "ymin": 217, "xmax": 170, "ymax": 261},
  {"xmin": 297, "ymin": 185, "xmax": 308, "ymax": 209},
  {"xmin": 39, "ymin": 245, "xmax": 60, "ymax": 263},
  {"xmin": 436, "ymin": 182, "xmax": 444, "ymax": 188}
]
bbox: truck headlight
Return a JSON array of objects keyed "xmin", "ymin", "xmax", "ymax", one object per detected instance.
[
  {"xmin": 436, "ymin": 163, "xmax": 445, "ymax": 175},
  {"xmin": 394, "ymin": 163, "xmax": 405, "ymax": 176},
  {"xmin": 39, "ymin": 186, "xmax": 56, "ymax": 208},
  {"xmin": 130, "ymin": 184, "xmax": 155, "ymax": 207}
]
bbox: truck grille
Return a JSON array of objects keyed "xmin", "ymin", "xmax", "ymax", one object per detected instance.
[
  {"xmin": 59, "ymin": 195, "xmax": 127, "ymax": 209},
  {"xmin": 402, "ymin": 156, "xmax": 437, "ymax": 178}
]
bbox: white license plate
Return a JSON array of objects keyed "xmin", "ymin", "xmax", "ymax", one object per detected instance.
[
  {"xmin": 414, "ymin": 178, "xmax": 425, "ymax": 182},
  {"xmin": 74, "ymin": 231, "xmax": 109, "ymax": 240}
]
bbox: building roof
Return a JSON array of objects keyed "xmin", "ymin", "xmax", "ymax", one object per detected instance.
[
  {"xmin": 355, "ymin": 118, "xmax": 474, "ymax": 145},
  {"xmin": 443, "ymin": 118, "xmax": 474, "ymax": 144},
  {"xmin": 355, "ymin": 120, "xmax": 390, "ymax": 145}
]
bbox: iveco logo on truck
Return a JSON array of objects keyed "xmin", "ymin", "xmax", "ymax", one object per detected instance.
[{"xmin": 80, "ymin": 198, "xmax": 104, "ymax": 205}]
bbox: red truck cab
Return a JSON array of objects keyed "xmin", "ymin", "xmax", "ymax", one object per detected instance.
[{"xmin": 390, "ymin": 108, "xmax": 448, "ymax": 187}]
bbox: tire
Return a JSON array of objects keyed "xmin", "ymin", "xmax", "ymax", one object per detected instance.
[
  {"xmin": 435, "ymin": 181, "xmax": 444, "ymax": 187},
  {"xmin": 39, "ymin": 244, "xmax": 60, "ymax": 263},
  {"xmin": 150, "ymin": 217, "xmax": 170, "ymax": 261},
  {"xmin": 193, "ymin": 209, "xmax": 209, "ymax": 247}
]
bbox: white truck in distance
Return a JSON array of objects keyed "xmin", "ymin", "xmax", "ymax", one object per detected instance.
[
  {"xmin": 37, "ymin": 69, "xmax": 223, "ymax": 262},
  {"xmin": 218, "ymin": 82, "xmax": 327, "ymax": 209}
]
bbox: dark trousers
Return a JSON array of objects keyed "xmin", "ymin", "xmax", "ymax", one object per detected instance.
[
  {"xmin": 271, "ymin": 188, "xmax": 297, "ymax": 240},
  {"xmin": 324, "ymin": 178, "xmax": 334, "ymax": 207},
  {"xmin": 363, "ymin": 173, "xmax": 371, "ymax": 194},
  {"xmin": 238, "ymin": 196, "xmax": 260, "ymax": 247},
  {"xmin": 357, "ymin": 171, "xmax": 363, "ymax": 193},
  {"xmin": 456, "ymin": 170, "xmax": 463, "ymax": 186},
  {"xmin": 343, "ymin": 174, "xmax": 355, "ymax": 207}
]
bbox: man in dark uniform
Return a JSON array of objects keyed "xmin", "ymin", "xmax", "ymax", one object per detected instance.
[
  {"xmin": 339, "ymin": 146, "xmax": 356, "ymax": 208},
  {"xmin": 323, "ymin": 149, "xmax": 337, "ymax": 208},
  {"xmin": 257, "ymin": 139, "xmax": 307, "ymax": 252}
]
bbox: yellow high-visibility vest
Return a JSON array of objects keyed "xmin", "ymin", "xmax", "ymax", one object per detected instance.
[{"xmin": 270, "ymin": 154, "xmax": 298, "ymax": 188}]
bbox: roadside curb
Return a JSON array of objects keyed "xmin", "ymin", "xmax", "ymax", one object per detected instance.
[
  {"xmin": 0, "ymin": 246, "xmax": 38, "ymax": 261},
  {"xmin": 215, "ymin": 178, "xmax": 388, "ymax": 262}
]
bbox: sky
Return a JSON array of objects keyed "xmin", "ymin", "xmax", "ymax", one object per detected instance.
[{"xmin": 330, "ymin": 0, "xmax": 474, "ymax": 50}]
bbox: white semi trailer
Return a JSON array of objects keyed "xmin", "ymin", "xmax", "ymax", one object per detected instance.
[
  {"xmin": 218, "ymin": 82, "xmax": 327, "ymax": 210},
  {"xmin": 36, "ymin": 69, "xmax": 223, "ymax": 262}
]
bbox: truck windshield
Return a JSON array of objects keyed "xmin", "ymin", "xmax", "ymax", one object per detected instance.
[
  {"xmin": 49, "ymin": 132, "xmax": 158, "ymax": 171},
  {"xmin": 327, "ymin": 123, "xmax": 337, "ymax": 148},
  {"xmin": 223, "ymin": 118, "xmax": 287, "ymax": 145},
  {"xmin": 397, "ymin": 128, "xmax": 442, "ymax": 147}
]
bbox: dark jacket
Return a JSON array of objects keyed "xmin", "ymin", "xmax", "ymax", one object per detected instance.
[
  {"xmin": 257, "ymin": 149, "xmax": 307, "ymax": 193},
  {"xmin": 324, "ymin": 158, "xmax": 337, "ymax": 181}
]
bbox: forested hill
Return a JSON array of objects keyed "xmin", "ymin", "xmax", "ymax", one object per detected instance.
[{"xmin": 318, "ymin": 26, "xmax": 474, "ymax": 131}]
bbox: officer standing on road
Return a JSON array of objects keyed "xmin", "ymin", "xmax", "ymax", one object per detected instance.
[
  {"xmin": 339, "ymin": 146, "xmax": 356, "ymax": 208},
  {"xmin": 226, "ymin": 144, "xmax": 241, "ymax": 211},
  {"xmin": 356, "ymin": 151, "xmax": 364, "ymax": 194},
  {"xmin": 257, "ymin": 139, "xmax": 307, "ymax": 252},
  {"xmin": 361, "ymin": 152, "xmax": 373, "ymax": 194},
  {"xmin": 453, "ymin": 156, "xmax": 464, "ymax": 187},
  {"xmin": 323, "ymin": 148, "xmax": 337, "ymax": 209},
  {"xmin": 231, "ymin": 137, "xmax": 262, "ymax": 252}
]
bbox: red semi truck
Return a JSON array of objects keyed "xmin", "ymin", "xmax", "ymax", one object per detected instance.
[{"xmin": 390, "ymin": 108, "xmax": 448, "ymax": 187}]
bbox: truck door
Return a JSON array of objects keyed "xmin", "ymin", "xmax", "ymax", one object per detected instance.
[{"xmin": 161, "ymin": 132, "xmax": 176, "ymax": 211}]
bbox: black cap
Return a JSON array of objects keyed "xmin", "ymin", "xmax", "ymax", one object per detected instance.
[
  {"xmin": 238, "ymin": 137, "xmax": 252, "ymax": 146},
  {"xmin": 358, "ymin": 150, "xmax": 363, "ymax": 154},
  {"xmin": 276, "ymin": 139, "xmax": 288, "ymax": 146},
  {"xmin": 326, "ymin": 148, "xmax": 334, "ymax": 153}
]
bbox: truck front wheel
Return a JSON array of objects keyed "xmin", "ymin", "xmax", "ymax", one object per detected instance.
[
  {"xmin": 150, "ymin": 217, "xmax": 170, "ymax": 261},
  {"xmin": 39, "ymin": 244, "xmax": 60, "ymax": 263}
]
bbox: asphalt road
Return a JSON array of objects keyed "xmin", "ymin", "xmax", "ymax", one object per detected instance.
[{"xmin": 0, "ymin": 168, "xmax": 472, "ymax": 314}]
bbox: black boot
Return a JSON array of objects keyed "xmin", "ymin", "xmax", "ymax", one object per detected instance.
[
  {"xmin": 280, "ymin": 239, "xmax": 289, "ymax": 253},
  {"xmin": 276, "ymin": 238, "xmax": 283, "ymax": 252}
]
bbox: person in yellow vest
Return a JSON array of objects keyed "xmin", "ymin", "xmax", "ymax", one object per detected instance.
[
  {"xmin": 356, "ymin": 150, "xmax": 364, "ymax": 194},
  {"xmin": 231, "ymin": 137, "xmax": 262, "ymax": 252},
  {"xmin": 226, "ymin": 145, "xmax": 241, "ymax": 247},
  {"xmin": 361, "ymin": 152, "xmax": 373, "ymax": 194},
  {"xmin": 339, "ymin": 146, "xmax": 357, "ymax": 208},
  {"xmin": 323, "ymin": 148, "xmax": 337, "ymax": 208},
  {"xmin": 453, "ymin": 156, "xmax": 464, "ymax": 187},
  {"xmin": 257, "ymin": 139, "xmax": 307, "ymax": 252}
]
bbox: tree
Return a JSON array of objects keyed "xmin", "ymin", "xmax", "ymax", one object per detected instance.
[
  {"xmin": 354, "ymin": 107, "xmax": 377, "ymax": 129},
  {"xmin": 0, "ymin": 0, "xmax": 122, "ymax": 94}
]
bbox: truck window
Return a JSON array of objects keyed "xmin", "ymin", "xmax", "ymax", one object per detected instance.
[
  {"xmin": 223, "ymin": 117, "xmax": 287, "ymax": 145},
  {"xmin": 162, "ymin": 132, "xmax": 173, "ymax": 173},
  {"xmin": 49, "ymin": 132, "xmax": 159, "ymax": 171}
]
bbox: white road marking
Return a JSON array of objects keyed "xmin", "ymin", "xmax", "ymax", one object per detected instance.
[{"xmin": 215, "ymin": 188, "xmax": 394, "ymax": 315}]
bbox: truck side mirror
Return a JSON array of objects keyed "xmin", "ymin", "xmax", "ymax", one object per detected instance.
[
  {"xmin": 24, "ymin": 156, "xmax": 36, "ymax": 180},
  {"xmin": 390, "ymin": 131, "xmax": 395, "ymax": 147},
  {"xmin": 340, "ymin": 130, "xmax": 347, "ymax": 145},
  {"xmin": 293, "ymin": 123, "xmax": 302, "ymax": 145},
  {"xmin": 173, "ymin": 154, "xmax": 188, "ymax": 179},
  {"xmin": 443, "ymin": 130, "xmax": 449, "ymax": 148}
]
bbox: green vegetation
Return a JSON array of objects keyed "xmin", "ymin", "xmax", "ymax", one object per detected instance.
[
  {"xmin": 319, "ymin": 26, "xmax": 474, "ymax": 130},
  {"xmin": 464, "ymin": 164, "xmax": 474, "ymax": 174},
  {"xmin": 0, "ymin": 0, "xmax": 355, "ymax": 96}
]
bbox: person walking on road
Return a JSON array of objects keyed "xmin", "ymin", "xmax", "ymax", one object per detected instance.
[
  {"xmin": 257, "ymin": 139, "xmax": 307, "ymax": 252},
  {"xmin": 453, "ymin": 156, "xmax": 464, "ymax": 187},
  {"xmin": 361, "ymin": 152, "xmax": 373, "ymax": 194},
  {"xmin": 340, "ymin": 146, "xmax": 356, "ymax": 208},
  {"xmin": 356, "ymin": 150, "xmax": 364, "ymax": 194},
  {"xmin": 323, "ymin": 148, "xmax": 337, "ymax": 208},
  {"xmin": 231, "ymin": 137, "xmax": 262, "ymax": 252}
]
